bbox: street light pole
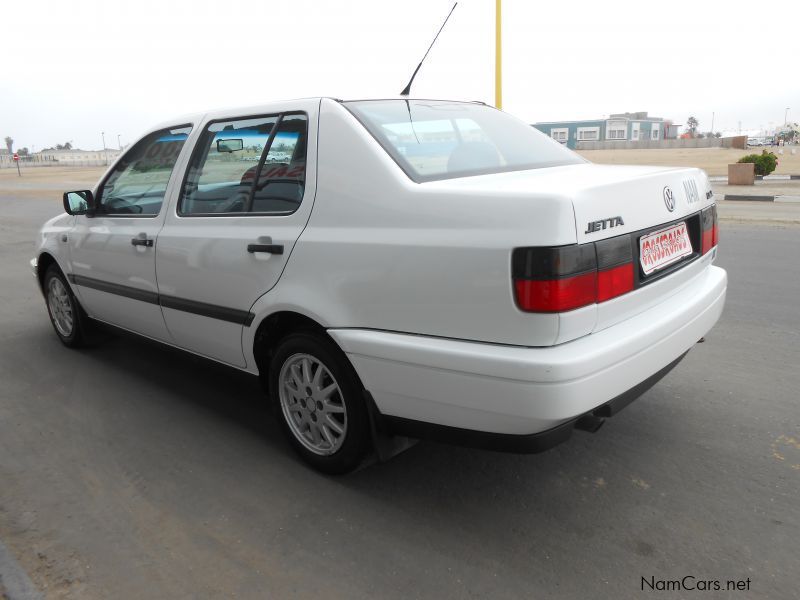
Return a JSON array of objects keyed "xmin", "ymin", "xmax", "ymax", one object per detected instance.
[
  {"xmin": 711, "ymin": 111, "xmax": 715, "ymax": 135},
  {"xmin": 117, "ymin": 134, "xmax": 122, "ymax": 151},
  {"xmin": 786, "ymin": 107, "xmax": 790, "ymax": 125},
  {"xmin": 101, "ymin": 131, "xmax": 107, "ymax": 166}
]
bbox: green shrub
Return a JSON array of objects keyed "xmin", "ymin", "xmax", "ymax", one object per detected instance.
[{"xmin": 738, "ymin": 150, "xmax": 778, "ymax": 176}]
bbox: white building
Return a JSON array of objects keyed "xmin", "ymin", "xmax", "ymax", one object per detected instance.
[{"xmin": 37, "ymin": 148, "xmax": 122, "ymax": 164}]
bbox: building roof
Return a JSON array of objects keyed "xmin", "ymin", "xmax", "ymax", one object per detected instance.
[
  {"xmin": 535, "ymin": 112, "xmax": 667, "ymax": 125},
  {"xmin": 609, "ymin": 111, "xmax": 664, "ymax": 121}
]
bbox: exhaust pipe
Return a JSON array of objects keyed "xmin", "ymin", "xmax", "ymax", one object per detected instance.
[{"xmin": 574, "ymin": 414, "xmax": 605, "ymax": 433}]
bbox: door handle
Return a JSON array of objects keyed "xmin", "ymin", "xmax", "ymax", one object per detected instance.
[
  {"xmin": 247, "ymin": 243, "xmax": 283, "ymax": 255},
  {"xmin": 131, "ymin": 237, "xmax": 154, "ymax": 247}
]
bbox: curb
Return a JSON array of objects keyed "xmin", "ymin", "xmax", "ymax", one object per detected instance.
[
  {"xmin": 723, "ymin": 195, "xmax": 800, "ymax": 203},
  {"xmin": 724, "ymin": 194, "xmax": 775, "ymax": 201},
  {"xmin": 756, "ymin": 175, "xmax": 800, "ymax": 181},
  {"xmin": 710, "ymin": 174, "xmax": 800, "ymax": 183}
]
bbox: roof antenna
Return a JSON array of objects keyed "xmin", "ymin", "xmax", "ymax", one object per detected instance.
[{"xmin": 400, "ymin": 2, "xmax": 458, "ymax": 96}]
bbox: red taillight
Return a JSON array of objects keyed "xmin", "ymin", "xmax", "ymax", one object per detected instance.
[
  {"xmin": 512, "ymin": 236, "xmax": 634, "ymax": 313},
  {"xmin": 514, "ymin": 273, "xmax": 597, "ymax": 313},
  {"xmin": 712, "ymin": 214, "xmax": 719, "ymax": 246},
  {"xmin": 701, "ymin": 229, "xmax": 714, "ymax": 254},
  {"xmin": 596, "ymin": 262, "xmax": 634, "ymax": 302},
  {"xmin": 701, "ymin": 204, "xmax": 718, "ymax": 254}
]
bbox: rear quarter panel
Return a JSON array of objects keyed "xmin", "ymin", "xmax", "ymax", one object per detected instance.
[{"xmin": 264, "ymin": 99, "xmax": 577, "ymax": 346}]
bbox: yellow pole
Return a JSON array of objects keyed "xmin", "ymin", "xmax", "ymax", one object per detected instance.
[{"xmin": 495, "ymin": 0, "xmax": 502, "ymax": 109}]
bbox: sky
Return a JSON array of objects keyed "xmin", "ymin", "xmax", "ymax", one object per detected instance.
[{"xmin": 2, "ymin": 0, "xmax": 798, "ymax": 151}]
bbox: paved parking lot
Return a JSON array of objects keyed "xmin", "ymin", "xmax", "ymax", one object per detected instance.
[{"xmin": 1, "ymin": 171, "xmax": 798, "ymax": 599}]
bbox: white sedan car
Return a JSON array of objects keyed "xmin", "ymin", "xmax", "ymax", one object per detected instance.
[{"xmin": 33, "ymin": 98, "xmax": 726, "ymax": 473}]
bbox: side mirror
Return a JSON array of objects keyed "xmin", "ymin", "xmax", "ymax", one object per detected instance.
[
  {"xmin": 217, "ymin": 138, "xmax": 244, "ymax": 153},
  {"xmin": 63, "ymin": 190, "xmax": 94, "ymax": 216}
]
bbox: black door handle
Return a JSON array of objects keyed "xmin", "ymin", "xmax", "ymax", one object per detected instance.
[
  {"xmin": 131, "ymin": 238, "xmax": 153, "ymax": 247},
  {"xmin": 247, "ymin": 244, "xmax": 284, "ymax": 255}
]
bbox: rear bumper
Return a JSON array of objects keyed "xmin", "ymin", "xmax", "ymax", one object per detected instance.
[
  {"xmin": 329, "ymin": 264, "xmax": 727, "ymax": 438},
  {"xmin": 373, "ymin": 352, "xmax": 686, "ymax": 453}
]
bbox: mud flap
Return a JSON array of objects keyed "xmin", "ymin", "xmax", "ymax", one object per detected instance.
[{"xmin": 362, "ymin": 390, "xmax": 418, "ymax": 465}]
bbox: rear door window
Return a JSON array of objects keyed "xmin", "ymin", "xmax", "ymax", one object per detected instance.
[
  {"xmin": 180, "ymin": 113, "xmax": 308, "ymax": 216},
  {"xmin": 250, "ymin": 115, "xmax": 307, "ymax": 214}
]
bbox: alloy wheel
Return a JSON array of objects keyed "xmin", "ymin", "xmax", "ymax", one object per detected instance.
[
  {"xmin": 278, "ymin": 353, "xmax": 347, "ymax": 456},
  {"xmin": 47, "ymin": 277, "xmax": 74, "ymax": 338}
]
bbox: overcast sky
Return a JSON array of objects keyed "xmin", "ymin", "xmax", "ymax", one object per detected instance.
[{"xmin": 2, "ymin": 0, "xmax": 798, "ymax": 151}]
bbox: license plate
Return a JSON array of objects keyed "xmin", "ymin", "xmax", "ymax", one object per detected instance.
[{"xmin": 639, "ymin": 222, "xmax": 693, "ymax": 275}]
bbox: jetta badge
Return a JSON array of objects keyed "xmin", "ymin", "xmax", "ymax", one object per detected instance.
[
  {"xmin": 585, "ymin": 216, "xmax": 624, "ymax": 234},
  {"xmin": 663, "ymin": 186, "xmax": 676, "ymax": 212}
]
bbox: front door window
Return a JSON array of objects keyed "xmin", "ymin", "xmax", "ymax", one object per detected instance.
[{"xmin": 97, "ymin": 126, "xmax": 191, "ymax": 216}]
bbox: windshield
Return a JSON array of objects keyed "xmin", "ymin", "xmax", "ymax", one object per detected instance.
[{"xmin": 344, "ymin": 100, "xmax": 583, "ymax": 182}]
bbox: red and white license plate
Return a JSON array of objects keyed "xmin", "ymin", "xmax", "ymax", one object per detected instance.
[{"xmin": 639, "ymin": 222, "xmax": 693, "ymax": 275}]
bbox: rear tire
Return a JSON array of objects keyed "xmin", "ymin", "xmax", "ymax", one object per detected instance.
[
  {"xmin": 269, "ymin": 332, "xmax": 370, "ymax": 474},
  {"xmin": 43, "ymin": 266, "xmax": 89, "ymax": 347}
]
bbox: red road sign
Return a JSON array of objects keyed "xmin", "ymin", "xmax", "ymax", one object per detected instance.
[{"xmin": 12, "ymin": 153, "xmax": 19, "ymax": 161}]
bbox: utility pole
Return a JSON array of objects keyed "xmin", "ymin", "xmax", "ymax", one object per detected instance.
[
  {"xmin": 495, "ymin": 0, "xmax": 502, "ymax": 109},
  {"xmin": 710, "ymin": 112, "xmax": 715, "ymax": 136},
  {"xmin": 786, "ymin": 107, "xmax": 790, "ymax": 125},
  {"xmin": 101, "ymin": 131, "xmax": 107, "ymax": 166}
]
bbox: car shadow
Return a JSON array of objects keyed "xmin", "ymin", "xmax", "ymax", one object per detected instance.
[
  {"xmin": 63, "ymin": 321, "xmax": 689, "ymax": 502},
  {"xmin": 73, "ymin": 327, "xmax": 680, "ymax": 482}
]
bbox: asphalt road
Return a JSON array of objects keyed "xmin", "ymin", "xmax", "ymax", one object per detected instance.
[{"xmin": 1, "ymin": 181, "xmax": 798, "ymax": 599}]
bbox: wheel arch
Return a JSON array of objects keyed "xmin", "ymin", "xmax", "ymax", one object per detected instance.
[
  {"xmin": 252, "ymin": 310, "xmax": 336, "ymax": 378},
  {"xmin": 36, "ymin": 251, "xmax": 61, "ymax": 293}
]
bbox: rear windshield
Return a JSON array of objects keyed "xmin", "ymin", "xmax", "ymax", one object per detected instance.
[{"xmin": 344, "ymin": 100, "xmax": 583, "ymax": 182}]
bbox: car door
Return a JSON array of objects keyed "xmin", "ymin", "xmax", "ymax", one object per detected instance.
[
  {"xmin": 68, "ymin": 124, "xmax": 193, "ymax": 342},
  {"xmin": 155, "ymin": 105, "xmax": 318, "ymax": 367}
]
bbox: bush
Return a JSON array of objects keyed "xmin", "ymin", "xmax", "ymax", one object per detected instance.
[{"xmin": 738, "ymin": 150, "xmax": 778, "ymax": 176}]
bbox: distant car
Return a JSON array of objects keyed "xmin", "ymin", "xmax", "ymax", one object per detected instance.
[
  {"xmin": 748, "ymin": 139, "xmax": 762, "ymax": 146},
  {"xmin": 32, "ymin": 97, "xmax": 726, "ymax": 473}
]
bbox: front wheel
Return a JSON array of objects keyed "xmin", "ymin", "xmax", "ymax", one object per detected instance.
[
  {"xmin": 269, "ymin": 332, "xmax": 370, "ymax": 474},
  {"xmin": 43, "ymin": 265, "xmax": 89, "ymax": 347}
]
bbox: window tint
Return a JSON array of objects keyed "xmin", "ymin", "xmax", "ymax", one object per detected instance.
[
  {"xmin": 251, "ymin": 115, "xmax": 307, "ymax": 214},
  {"xmin": 344, "ymin": 100, "xmax": 583, "ymax": 182},
  {"xmin": 97, "ymin": 126, "xmax": 191, "ymax": 215},
  {"xmin": 180, "ymin": 113, "xmax": 307, "ymax": 216}
]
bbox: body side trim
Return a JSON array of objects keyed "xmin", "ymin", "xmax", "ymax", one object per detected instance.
[
  {"xmin": 67, "ymin": 274, "xmax": 254, "ymax": 326},
  {"xmin": 68, "ymin": 273, "xmax": 159, "ymax": 304}
]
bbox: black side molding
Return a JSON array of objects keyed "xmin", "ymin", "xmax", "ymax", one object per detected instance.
[
  {"xmin": 160, "ymin": 294, "xmax": 255, "ymax": 326},
  {"xmin": 66, "ymin": 274, "xmax": 255, "ymax": 327},
  {"xmin": 68, "ymin": 274, "xmax": 159, "ymax": 305}
]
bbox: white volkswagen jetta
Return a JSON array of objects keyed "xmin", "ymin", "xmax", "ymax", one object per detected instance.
[{"xmin": 32, "ymin": 98, "xmax": 726, "ymax": 473}]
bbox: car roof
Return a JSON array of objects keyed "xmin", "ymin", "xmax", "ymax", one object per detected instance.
[{"xmin": 148, "ymin": 97, "xmax": 488, "ymax": 132}]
